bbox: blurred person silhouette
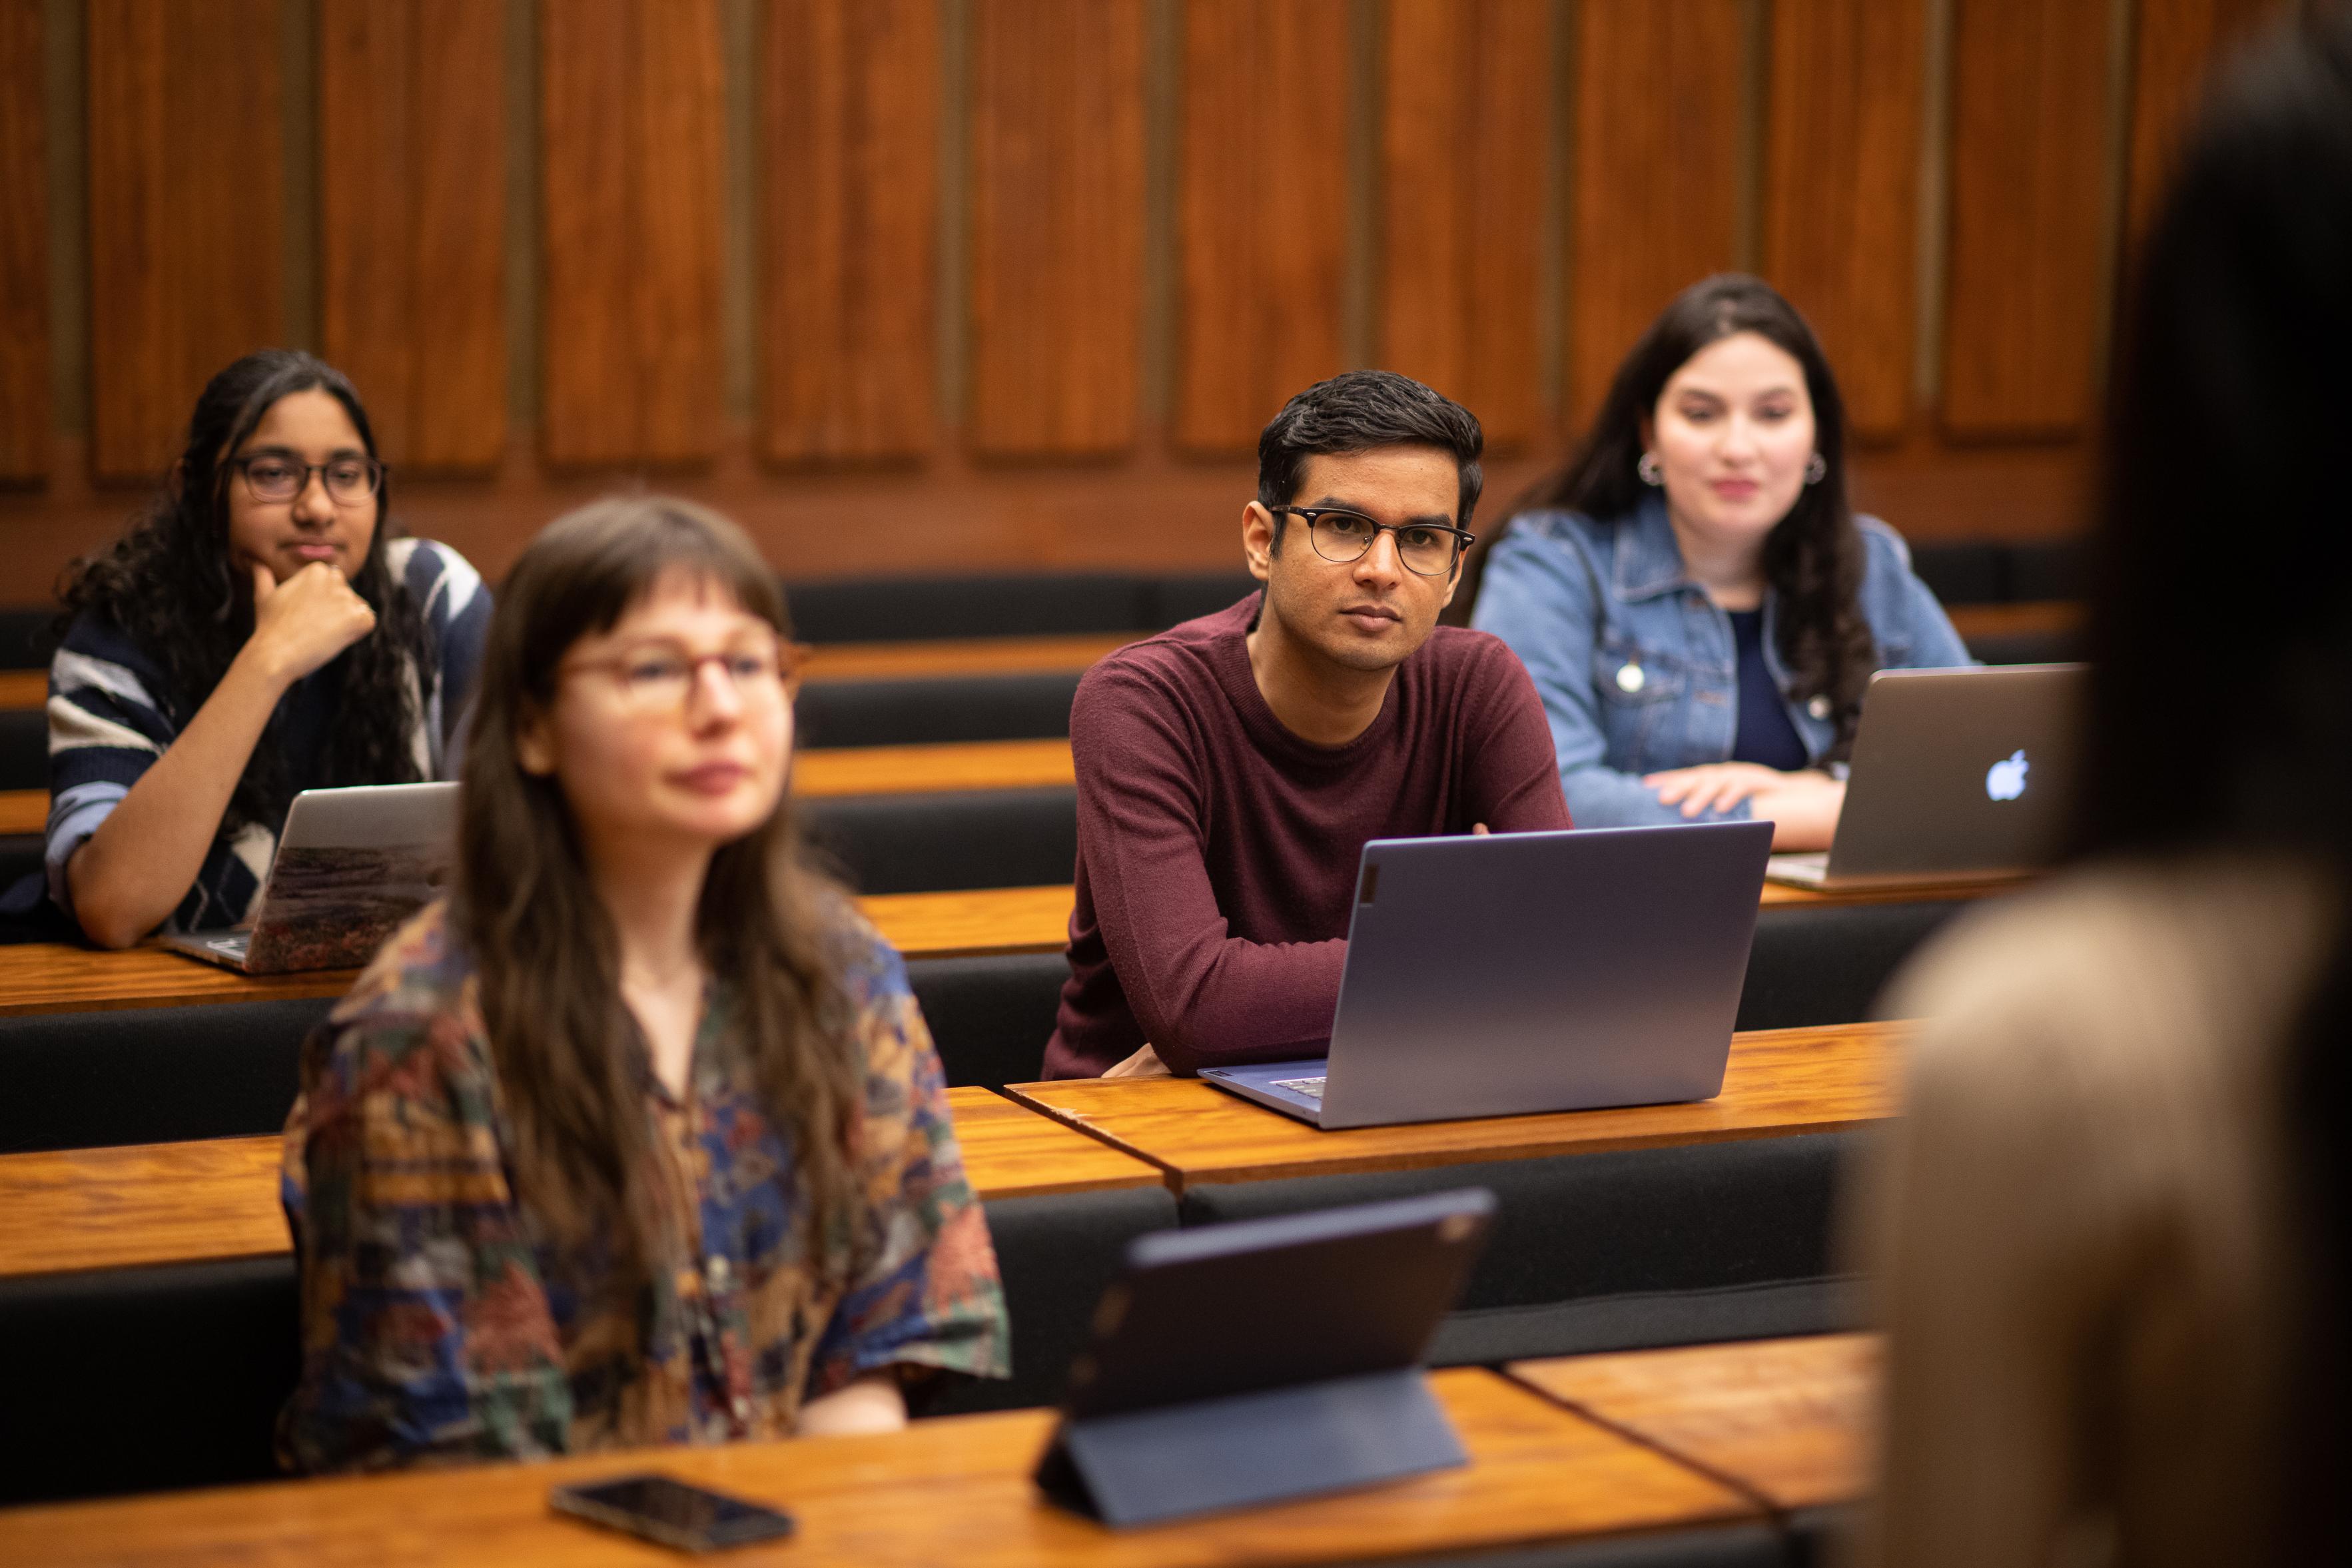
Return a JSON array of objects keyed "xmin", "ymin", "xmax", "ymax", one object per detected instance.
[{"xmin": 1858, "ymin": 13, "xmax": 2352, "ymax": 1567}]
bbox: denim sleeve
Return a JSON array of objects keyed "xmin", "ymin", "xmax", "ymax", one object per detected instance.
[
  {"xmin": 1856, "ymin": 520, "xmax": 1976, "ymax": 671},
  {"xmin": 1471, "ymin": 525, "xmax": 1747, "ymax": 829}
]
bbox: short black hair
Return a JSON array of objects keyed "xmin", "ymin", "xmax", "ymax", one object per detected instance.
[{"xmin": 1256, "ymin": 370, "xmax": 1483, "ymax": 541}]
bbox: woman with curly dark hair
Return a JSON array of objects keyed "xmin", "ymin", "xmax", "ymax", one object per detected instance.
[
  {"xmin": 1460, "ymin": 275, "xmax": 1968, "ymax": 848},
  {"xmin": 45, "ymin": 349, "xmax": 489, "ymax": 947}
]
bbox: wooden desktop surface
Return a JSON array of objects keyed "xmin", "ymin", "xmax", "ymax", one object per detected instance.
[
  {"xmin": 0, "ymin": 667, "xmax": 41, "ymax": 710},
  {"xmin": 0, "ymin": 1088, "xmax": 1156, "ymax": 1282},
  {"xmin": 0, "ymin": 786, "xmax": 43, "ymax": 835},
  {"xmin": 799, "ymin": 632, "xmax": 1135, "ymax": 683},
  {"xmin": 1509, "ymin": 1333, "xmax": 1880, "ymax": 1513},
  {"xmin": 0, "ymin": 1368, "xmax": 1761, "ymax": 1566},
  {"xmin": 794, "ymin": 738, "xmax": 1074, "ymax": 798},
  {"xmin": 1007, "ymin": 1020, "xmax": 1907, "ymax": 1190},
  {"xmin": 0, "ymin": 887, "xmax": 1073, "ymax": 1017}
]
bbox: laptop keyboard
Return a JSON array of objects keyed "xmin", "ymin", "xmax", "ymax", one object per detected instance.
[{"xmin": 1270, "ymin": 1076, "xmax": 1328, "ymax": 1100}]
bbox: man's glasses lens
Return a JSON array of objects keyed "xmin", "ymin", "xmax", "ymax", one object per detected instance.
[{"xmin": 1307, "ymin": 512, "xmax": 1462, "ymax": 576}]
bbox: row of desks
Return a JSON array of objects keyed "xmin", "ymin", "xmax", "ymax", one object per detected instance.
[
  {"xmin": 0, "ymin": 737, "xmax": 1082, "ymax": 837},
  {"xmin": 0, "ymin": 1334, "xmax": 1875, "ymax": 1563},
  {"xmin": 0, "ymin": 877, "xmax": 2001, "ymax": 1017},
  {"xmin": 0, "ymin": 1022, "xmax": 1902, "ymax": 1281},
  {"xmin": 0, "ymin": 599, "xmax": 2087, "ymax": 715}
]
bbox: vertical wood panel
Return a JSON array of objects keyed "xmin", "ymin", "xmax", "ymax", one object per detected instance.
[
  {"xmin": 2124, "ymin": 0, "xmax": 2279, "ymax": 245},
  {"xmin": 1378, "ymin": 0, "xmax": 1551, "ymax": 452},
  {"xmin": 1567, "ymin": 0, "xmax": 1745, "ymax": 428},
  {"xmin": 0, "ymin": 0, "xmax": 47, "ymax": 482},
  {"xmin": 1761, "ymin": 0, "xmax": 1925, "ymax": 442},
  {"xmin": 759, "ymin": 0, "xmax": 938, "ymax": 466},
  {"xmin": 1174, "ymin": 0, "xmax": 1350, "ymax": 454},
  {"xmin": 631, "ymin": 0, "xmax": 725, "ymax": 465},
  {"xmin": 967, "ymin": 0, "xmax": 1145, "ymax": 458},
  {"xmin": 87, "ymin": 0, "xmax": 286, "ymax": 480},
  {"xmin": 1942, "ymin": 0, "xmax": 2112, "ymax": 438},
  {"xmin": 320, "ymin": 0, "xmax": 506, "ymax": 472},
  {"xmin": 541, "ymin": 0, "xmax": 723, "ymax": 468}
]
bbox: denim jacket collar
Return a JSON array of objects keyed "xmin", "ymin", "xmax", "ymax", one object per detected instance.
[{"xmin": 1609, "ymin": 494, "xmax": 1691, "ymax": 603}]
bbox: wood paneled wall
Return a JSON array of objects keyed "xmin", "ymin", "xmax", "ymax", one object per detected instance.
[
  {"xmin": 0, "ymin": 0, "xmax": 46, "ymax": 484},
  {"xmin": 541, "ymin": 0, "xmax": 726, "ymax": 468},
  {"xmin": 318, "ymin": 0, "xmax": 506, "ymax": 472},
  {"xmin": 85, "ymin": 0, "xmax": 286, "ymax": 480},
  {"xmin": 0, "ymin": 0, "xmax": 2302, "ymax": 598}
]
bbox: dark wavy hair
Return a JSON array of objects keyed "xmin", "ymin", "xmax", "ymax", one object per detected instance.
[
  {"xmin": 57, "ymin": 350, "xmax": 430, "ymax": 833},
  {"xmin": 1449, "ymin": 274, "xmax": 1873, "ymax": 757},
  {"xmin": 451, "ymin": 496, "xmax": 863, "ymax": 1292},
  {"xmin": 2074, "ymin": 13, "xmax": 2352, "ymax": 1558}
]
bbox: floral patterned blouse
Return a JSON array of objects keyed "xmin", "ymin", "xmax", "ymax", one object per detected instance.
[{"xmin": 277, "ymin": 901, "xmax": 1008, "ymax": 1473}]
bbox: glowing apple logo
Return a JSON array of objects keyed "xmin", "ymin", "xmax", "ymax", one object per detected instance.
[{"xmin": 1985, "ymin": 749, "xmax": 2030, "ymax": 802}]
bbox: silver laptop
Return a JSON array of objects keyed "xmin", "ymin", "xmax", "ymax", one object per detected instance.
[
  {"xmin": 1198, "ymin": 820, "xmax": 1773, "ymax": 1130},
  {"xmin": 1766, "ymin": 663, "xmax": 2084, "ymax": 890},
  {"xmin": 160, "ymin": 782, "xmax": 457, "ymax": 975}
]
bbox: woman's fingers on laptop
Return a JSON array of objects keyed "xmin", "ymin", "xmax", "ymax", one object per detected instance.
[{"xmin": 1643, "ymin": 763, "xmax": 1782, "ymax": 815}]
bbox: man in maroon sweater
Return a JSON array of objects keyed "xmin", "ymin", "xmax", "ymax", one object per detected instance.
[{"xmin": 1042, "ymin": 371, "xmax": 1571, "ymax": 1078}]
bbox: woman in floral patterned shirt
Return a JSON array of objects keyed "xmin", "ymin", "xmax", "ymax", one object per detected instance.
[{"xmin": 278, "ymin": 496, "xmax": 1008, "ymax": 1471}]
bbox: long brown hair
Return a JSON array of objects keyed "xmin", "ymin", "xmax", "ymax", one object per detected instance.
[
  {"xmin": 1448, "ymin": 274, "xmax": 1877, "ymax": 759},
  {"xmin": 452, "ymin": 496, "xmax": 861, "ymax": 1285}
]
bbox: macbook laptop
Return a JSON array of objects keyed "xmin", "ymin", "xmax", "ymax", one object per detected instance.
[
  {"xmin": 1766, "ymin": 663, "xmax": 2085, "ymax": 889},
  {"xmin": 1199, "ymin": 819, "xmax": 1773, "ymax": 1130},
  {"xmin": 160, "ymin": 782, "xmax": 457, "ymax": 975}
]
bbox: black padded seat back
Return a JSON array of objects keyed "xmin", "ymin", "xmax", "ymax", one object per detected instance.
[
  {"xmin": 0, "ymin": 996, "xmax": 336, "ymax": 1152},
  {"xmin": 1178, "ymin": 1133, "xmax": 1859, "ymax": 1363},
  {"xmin": 795, "ymin": 669, "xmax": 1081, "ymax": 747},
  {"xmin": 1, "ymin": 706, "xmax": 45, "ymax": 789},
  {"xmin": 1964, "ymin": 627, "xmax": 2083, "ymax": 665},
  {"xmin": 925, "ymin": 1184, "xmax": 1180, "ymax": 1416},
  {"xmin": 801, "ymin": 787, "xmax": 1076, "ymax": 895},
  {"xmin": 781, "ymin": 573, "xmax": 1154, "ymax": 644},
  {"xmin": 1735, "ymin": 900, "xmax": 1963, "ymax": 1033},
  {"xmin": 0, "ymin": 605, "xmax": 57, "ymax": 669},
  {"xmin": 0, "ymin": 1256, "xmax": 300, "ymax": 1505},
  {"xmin": 2005, "ymin": 538, "xmax": 2090, "ymax": 601},
  {"xmin": 905, "ymin": 953, "xmax": 1067, "ymax": 1088},
  {"xmin": 1144, "ymin": 572, "xmax": 1257, "ymax": 627},
  {"xmin": 1904, "ymin": 542, "xmax": 2004, "ymax": 607}
]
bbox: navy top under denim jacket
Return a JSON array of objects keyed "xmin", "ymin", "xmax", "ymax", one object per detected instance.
[{"xmin": 1469, "ymin": 494, "xmax": 1972, "ymax": 828}]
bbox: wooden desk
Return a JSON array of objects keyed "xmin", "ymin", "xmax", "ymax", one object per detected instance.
[
  {"xmin": 0, "ymin": 887, "xmax": 1071, "ymax": 1018},
  {"xmin": 0, "ymin": 786, "xmax": 43, "ymax": 835},
  {"xmin": 1509, "ymin": 1333, "xmax": 1878, "ymax": 1513},
  {"xmin": 0, "ymin": 1368, "xmax": 1763, "ymax": 1565},
  {"xmin": 1007, "ymin": 1021, "xmax": 1906, "ymax": 1190},
  {"xmin": 0, "ymin": 667, "xmax": 41, "ymax": 711},
  {"xmin": 0, "ymin": 1088, "xmax": 1157, "ymax": 1282},
  {"xmin": 795, "ymin": 739, "xmax": 1074, "ymax": 798},
  {"xmin": 801, "ymin": 632, "xmax": 1134, "ymax": 683}
]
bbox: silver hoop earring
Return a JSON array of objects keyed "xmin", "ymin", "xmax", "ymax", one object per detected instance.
[
  {"xmin": 1637, "ymin": 453, "xmax": 1664, "ymax": 486},
  {"xmin": 1804, "ymin": 453, "xmax": 1827, "ymax": 485}
]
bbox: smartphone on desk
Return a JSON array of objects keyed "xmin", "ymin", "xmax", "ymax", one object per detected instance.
[{"xmin": 550, "ymin": 1473, "xmax": 797, "ymax": 1553}]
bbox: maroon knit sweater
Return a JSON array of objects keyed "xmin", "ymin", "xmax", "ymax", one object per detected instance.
[{"xmin": 1041, "ymin": 593, "xmax": 1571, "ymax": 1078}]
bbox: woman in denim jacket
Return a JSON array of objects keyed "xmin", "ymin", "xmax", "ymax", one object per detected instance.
[{"xmin": 1463, "ymin": 275, "xmax": 1968, "ymax": 847}]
